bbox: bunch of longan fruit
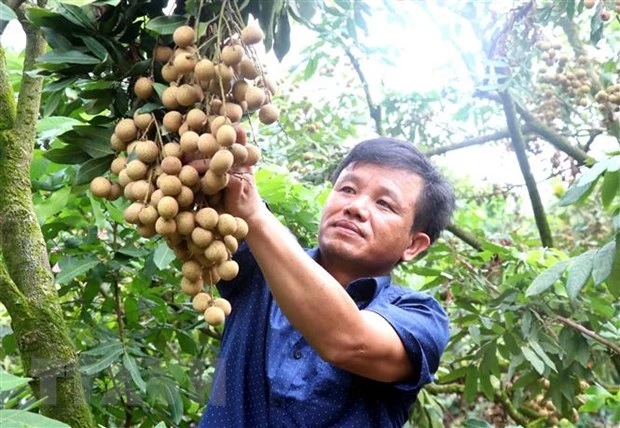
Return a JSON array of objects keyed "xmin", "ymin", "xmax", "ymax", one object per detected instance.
[{"xmin": 90, "ymin": 21, "xmax": 278, "ymax": 326}]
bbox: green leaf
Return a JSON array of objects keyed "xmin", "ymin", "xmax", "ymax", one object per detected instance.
[
  {"xmin": 82, "ymin": 340, "xmax": 123, "ymax": 356},
  {"xmin": 529, "ymin": 340, "xmax": 556, "ymax": 372},
  {"xmin": 592, "ymin": 241, "xmax": 616, "ymax": 286},
  {"xmin": 0, "ymin": 368, "xmax": 31, "ymax": 392},
  {"xmin": 35, "ymin": 187, "xmax": 72, "ymax": 223},
  {"xmin": 154, "ymin": 423, "xmax": 167, "ymax": 428},
  {"xmin": 124, "ymin": 295, "xmax": 139, "ymax": 326},
  {"xmin": 38, "ymin": 116, "xmax": 83, "ymax": 141},
  {"xmin": 123, "ymin": 353, "xmax": 146, "ymax": 393},
  {"xmin": 525, "ymin": 260, "xmax": 569, "ymax": 296},
  {"xmin": 58, "ymin": 3, "xmax": 96, "ymax": 30},
  {"xmin": 559, "ymin": 180, "xmax": 597, "ymax": 206},
  {"xmin": 0, "ymin": 410, "xmax": 70, "ymax": 428},
  {"xmin": 463, "ymin": 366, "xmax": 477, "ymax": 403},
  {"xmin": 0, "ymin": 3, "xmax": 18, "ymax": 21},
  {"xmin": 56, "ymin": 256, "xmax": 100, "ymax": 284},
  {"xmin": 163, "ymin": 382, "xmax": 183, "ymax": 424},
  {"xmin": 43, "ymin": 145, "xmax": 90, "ymax": 164},
  {"xmin": 75, "ymin": 155, "xmax": 113, "ymax": 185},
  {"xmin": 145, "ymin": 15, "xmax": 186, "ymax": 35},
  {"xmin": 608, "ymin": 234, "xmax": 620, "ymax": 297},
  {"xmin": 601, "ymin": 170, "xmax": 619, "ymax": 209},
  {"xmin": 463, "ymin": 419, "xmax": 494, "ymax": 428},
  {"xmin": 565, "ymin": 250, "xmax": 595, "ymax": 299},
  {"xmin": 304, "ymin": 55, "xmax": 320, "ymax": 80},
  {"xmin": 89, "ymin": 194, "xmax": 106, "ymax": 230},
  {"xmin": 521, "ymin": 345, "xmax": 545, "ymax": 374},
  {"xmin": 176, "ymin": 330, "xmax": 198, "ymax": 355},
  {"xmin": 566, "ymin": 0, "xmax": 575, "ymax": 18},
  {"xmin": 81, "ymin": 36, "xmax": 108, "ymax": 61},
  {"xmin": 80, "ymin": 346, "xmax": 123, "ymax": 376},
  {"xmin": 153, "ymin": 242, "xmax": 175, "ymax": 270},
  {"xmin": 37, "ymin": 50, "xmax": 101, "ymax": 65}
]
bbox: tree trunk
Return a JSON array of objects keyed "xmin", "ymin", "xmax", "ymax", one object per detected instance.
[{"xmin": 0, "ymin": 16, "xmax": 96, "ymax": 428}]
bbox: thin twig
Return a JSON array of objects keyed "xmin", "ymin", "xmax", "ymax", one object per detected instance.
[{"xmin": 556, "ymin": 315, "xmax": 620, "ymax": 355}]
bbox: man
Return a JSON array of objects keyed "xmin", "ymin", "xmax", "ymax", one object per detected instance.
[{"xmin": 199, "ymin": 137, "xmax": 455, "ymax": 427}]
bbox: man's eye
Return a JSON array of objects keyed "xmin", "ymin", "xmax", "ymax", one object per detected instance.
[
  {"xmin": 340, "ymin": 186, "xmax": 355, "ymax": 193},
  {"xmin": 377, "ymin": 200, "xmax": 391, "ymax": 209}
]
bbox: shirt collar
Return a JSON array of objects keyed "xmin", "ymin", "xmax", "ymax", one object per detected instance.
[{"xmin": 306, "ymin": 247, "xmax": 391, "ymax": 307}]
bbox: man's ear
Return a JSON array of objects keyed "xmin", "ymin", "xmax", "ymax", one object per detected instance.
[{"xmin": 401, "ymin": 232, "xmax": 431, "ymax": 262}]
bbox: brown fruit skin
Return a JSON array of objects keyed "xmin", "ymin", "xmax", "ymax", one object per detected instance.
[
  {"xmin": 223, "ymin": 235, "xmax": 239, "ymax": 253},
  {"xmin": 134, "ymin": 77, "xmax": 153, "ymax": 100},
  {"xmin": 154, "ymin": 45, "xmax": 173, "ymax": 62},
  {"xmin": 222, "ymin": 45, "xmax": 244, "ymax": 66},
  {"xmin": 155, "ymin": 217, "xmax": 177, "ymax": 235},
  {"xmin": 131, "ymin": 180, "xmax": 153, "ymax": 201},
  {"xmin": 124, "ymin": 202, "xmax": 144, "ymax": 224},
  {"xmin": 195, "ymin": 59, "xmax": 215, "ymax": 81},
  {"xmin": 239, "ymin": 58, "xmax": 258, "ymax": 79},
  {"xmin": 209, "ymin": 115, "xmax": 227, "ymax": 136},
  {"xmin": 161, "ymin": 156, "xmax": 183, "ymax": 175},
  {"xmin": 176, "ymin": 185, "xmax": 194, "ymax": 208},
  {"xmin": 90, "ymin": 177, "xmax": 111, "ymax": 198},
  {"xmin": 258, "ymin": 104, "xmax": 279, "ymax": 125},
  {"xmin": 213, "ymin": 297, "xmax": 232, "ymax": 315},
  {"xmin": 192, "ymin": 227, "xmax": 214, "ymax": 248},
  {"xmin": 210, "ymin": 149, "xmax": 234, "ymax": 175},
  {"xmin": 201, "ymin": 170, "xmax": 229, "ymax": 195},
  {"xmin": 217, "ymin": 213, "xmax": 238, "ymax": 236},
  {"xmin": 163, "ymin": 111, "xmax": 183, "ymax": 132},
  {"xmin": 204, "ymin": 240, "xmax": 228, "ymax": 263},
  {"xmin": 177, "ymin": 84, "xmax": 197, "ymax": 107},
  {"xmin": 162, "ymin": 86, "xmax": 180, "ymax": 110},
  {"xmin": 245, "ymin": 86, "xmax": 266, "ymax": 111},
  {"xmin": 159, "ymin": 175, "xmax": 183, "ymax": 196},
  {"xmin": 197, "ymin": 133, "xmax": 220, "ymax": 157},
  {"xmin": 133, "ymin": 112, "xmax": 152, "ymax": 130},
  {"xmin": 220, "ymin": 103, "xmax": 243, "ymax": 123},
  {"xmin": 216, "ymin": 124, "xmax": 237, "ymax": 147},
  {"xmin": 173, "ymin": 53, "xmax": 197, "ymax": 76},
  {"xmin": 233, "ymin": 217, "xmax": 249, "ymax": 239},
  {"xmin": 179, "ymin": 165, "xmax": 200, "ymax": 187},
  {"xmin": 241, "ymin": 25, "xmax": 264, "ymax": 45},
  {"xmin": 115, "ymin": 119, "xmax": 138, "ymax": 143},
  {"xmin": 126, "ymin": 160, "xmax": 148, "ymax": 180},
  {"xmin": 162, "ymin": 142, "xmax": 183, "ymax": 158},
  {"xmin": 187, "ymin": 108, "xmax": 207, "ymax": 131},
  {"xmin": 137, "ymin": 224, "xmax": 157, "ymax": 238},
  {"xmin": 232, "ymin": 80, "xmax": 249, "ymax": 102},
  {"xmin": 161, "ymin": 63, "xmax": 178, "ymax": 82},
  {"xmin": 196, "ymin": 207, "xmax": 219, "ymax": 230},
  {"xmin": 204, "ymin": 306, "xmax": 226, "ymax": 325},
  {"xmin": 584, "ymin": 0, "xmax": 596, "ymax": 9},
  {"xmin": 176, "ymin": 211, "xmax": 195, "ymax": 236},
  {"xmin": 108, "ymin": 183, "xmax": 122, "ymax": 201},
  {"xmin": 217, "ymin": 260, "xmax": 239, "ymax": 281},
  {"xmin": 157, "ymin": 196, "xmax": 180, "ymax": 219},
  {"xmin": 181, "ymin": 277, "xmax": 204, "ymax": 296},
  {"xmin": 118, "ymin": 169, "xmax": 132, "ymax": 187},
  {"xmin": 244, "ymin": 144, "xmax": 261, "ymax": 166},
  {"xmin": 180, "ymin": 131, "xmax": 200, "ymax": 153},
  {"xmin": 173, "ymin": 25, "xmax": 196, "ymax": 48},
  {"xmin": 230, "ymin": 143, "xmax": 248, "ymax": 165},
  {"xmin": 139, "ymin": 205, "xmax": 159, "ymax": 225},
  {"xmin": 192, "ymin": 292, "xmax": 212, "ymax": 312},
  {"xmin": 135, "ymin": 140, "xmax": 159, "ymax": 163},
  {"xmin": 111, "ymin": 133, "xmax": 126, "ymax": 152},
  {"xmin": 182, "ymin": 260, "xmax": 202, "ymax": 282}
]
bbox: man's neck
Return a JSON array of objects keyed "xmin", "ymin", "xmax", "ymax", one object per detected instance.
[{"xmin": 317, "ymin": 252, "xmax": 388, "ymax": 288}]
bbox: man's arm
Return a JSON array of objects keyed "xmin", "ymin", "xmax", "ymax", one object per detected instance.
[{"xmin": 224, "ymin": 172, "xmax": 415, "ymax": 383}]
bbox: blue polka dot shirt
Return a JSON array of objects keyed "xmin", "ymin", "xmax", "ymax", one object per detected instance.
[{"xmin": 199, "ymin": 244, "xmax": 449, "ymax": 427}]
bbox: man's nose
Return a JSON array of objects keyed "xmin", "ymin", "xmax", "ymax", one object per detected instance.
[{"xmin": 343, "ymin": 196, "xmax": 370, "ymax": 221}]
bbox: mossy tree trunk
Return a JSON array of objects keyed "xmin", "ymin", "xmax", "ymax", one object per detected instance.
[{"xmin": 0, "ymin": 7, "xmax": 96, "ymax": 428}]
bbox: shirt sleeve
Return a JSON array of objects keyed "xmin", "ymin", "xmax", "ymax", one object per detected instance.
[{"xmin": 364, "ymin": 289, "xmax": 449, "ymax": 392}]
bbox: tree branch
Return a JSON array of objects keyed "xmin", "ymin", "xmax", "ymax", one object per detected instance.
[
  {"xmin": 556, "ymin": 315, "xmax": 620, "ymax": 355},
  {"xmin": 500, "ymin": 90, "xmax": 553, "ymax": 248},
  {"xmin": 559, "ymin": 17, "xmax": 603, "ymax": 95},
  {"xmin": 447, "ymin": 224, "xmax": 483, "ymax": 251},
  {"xmin": 0, "ymin": 48, "xmax": 16, "ymax": 130},
  {"xmin": 340, "ymin": 44, "xmax": 382, "ymax": 135},
  {"xmin": 425, "ymin": 127, "xmax": 532, "ymax": 157},
  {"xmin": 0, "ymin": 261, "xmax": 28, "ymax": 314}
]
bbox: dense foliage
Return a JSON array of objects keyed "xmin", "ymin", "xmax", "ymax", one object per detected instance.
[{"xmin": 0, "ymin": 0, "xmax": 618, "ymax": 427}]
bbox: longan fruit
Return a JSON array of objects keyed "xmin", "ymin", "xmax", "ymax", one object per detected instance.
[
  {"xmin": 217, "ymin": 260, "xmax": 239, "ymax": 281},
  {"xmin": 131, "ymin": 179, "xmax": 153, "ymax": 201},
  {"xmin": 180, "ymin": 131, "xmax": 200, "ymax": 153},
  {"xmin": 196, "ymin": 207, "xmax": 219, "ymax": 230},
  {"xmin": 239, "ymin": 58, "xmax": 258, "ymax": 80},
  {"xmin": 215, "ymin": 63, "xmax": 234, "ymax": 83},
  {"xmin": 241, "ymin": 25, "xmax": 263, "ymax": 45},
  {"xmin": 90, "ymin": 177, "xmax": 111, "ymax": 198},
  {"xmin": 212, "ymin": 297, "xmax": 232, "ymax": 316},
  {"xmin": 204, "ymin": 240, "xmax": 228, "ymax": 263},
  {"xmin": 216, "ymin": 125, "xmax": 236, "ymax": 147},
  {"xmin": 108, "ymin": 183, "xmax": 122, "ymax": 201},
  {"xmin": 201, "ymin": 170, "xmax": 229, "ymax": 195},
  {"xmin": 230, "ymin": 143, "xmax": 248, "ymax": 164},
  {"xmin": 159, "ymin": 175, "xmax": 183, "ymax": 196},
  {"xmin": 204, "ymin": 306, "xmax": 225, "ymax": 325},
  {"xmin": 258, "ymin": 76, "xmax": 277, "ymax": 95},
  {"xmin": 150, "ymin": 188, "xmax": 164, "ymax": 207},
  {"xmin": 223, "ymin": 235, "xmax": 238, "ymax": 253},
  {"xmin": 176, "ymin": 185, "xmax": 194, "ymax": 208},
  {"xmin": 258, "ymin": 104, "xmax": 279, "ymax": 125},
  {"xmin": 154, "ymin": 45, "xmax": 173, "ymax": 62},
  {"xmin": 155, "ymin": 216, "xmax": 177, "ymax": 235},
  {"xmin": 137, "ymin": 224, "xmax": 157, "ymax": 238},
  {"xmin": 162, "ymin": 142, "xmax": 183, "ymax": 158},
  {"xmin": 135, "ymin": 140, "xmax": 159, "ymax": 163},
  {"xmin": 110, "ymin": 133, "xmax": 126, "ymax": 151},
  {"xmin": 186, "ymin": 108, "xmax": 207, "ymax": 131},
  {"xmin": 222, "ymin": 45, "xmax": 244, "ymax": 66},
  {"xmin": 173, "ymin": 53, "xmax": 197, "ymax": 75},
  {"xmin": 245, "ymin": 86, "xmax": 265, "ymax": 111},
  {"xmin": 163, "ymin": 110, "xmax": 183, "ymax": 132},
  {"xmin": 157, "ymin": 196, "xmax": 179, "ymax": 219},
  {"xmin": 179, "ymin": 165, "xmax": 200, "ymax": 187},
  {"xmin": 197, "ymin": 133, "xmax": 220, "ymax": 157},
  {"xmin": 244, "ymin": 144, "xmax": 261, "ymax": 166},
  {"xmin": 162, "ymin": 86, "xmax": 180, "ymax": 110},
  {"xmin": 139, "ymin": 205, "xmax": 159, "ymax": 225},
  {"xmin": 181, "ymin": 276, "xmax": 203, "ymax": 296},
  {"xmin": 173, "ymin": 25, "xmax": 196, "ymax": 48},
  {"xmin": 232, "ymin": 80, "xmax": 249, "ymax": 103},
  {"xmin": 182, "ymin": 260, "xmax": 202, "ymax": 282},
  {"xmin": 209, "ymin": 115, "xmax": 227, "ymax": 136},
  {"xmin": 134, "ymin": 77, "xmax": 153, "ymax": 100},
  {"xmin": 192, "ymin": 227, "xmax": 214, "ymax": 248},
  {"xmin": 176, "ymin": 211, "xmax": 195, "ymax": 236},
  {"xmin": 126, "ymin": 141, "xmax": 137, "ymax": 155},
  {"xmin": 115, "ymin": 119, "xmax": 138, "ymax": 143},
  {"xmin": 123, "ymin": 202, "xmax": 144, "ymax": 224},
  {"xmin": 178, "ymin": 121, "xmax": 189, "ymax": 137},
  {"xmin": 192, "ymin": 292, "xmax": 212, "ymax": 312},
  {"xmin": 195, "ymin": 59, "xmax": 215, "ymax": 81},
  {"xmin": 126, "ymin": 160, "xmax": 148, "ymax": 180},
  {"xmin": 176, "ymin": 84, "xmax": 197, "ymax": 107},
  {"xmin": 220, "ymin": 102, "xmax": 243, "ymax": 123},
  {"xmin": 233, "ymin": 217, "xmax": 249, "ymax": 240},
  {"xmin": 133, "ymin": 111, "xmax": 153, "ymax": 130},
  {"xmin": 118, "ymin": 169, "xmax": 132, "ymax": 187},
  {"xmin": 217, "ymin": 213, "xmax": 237, "ymax": 236},
  {"xmin": 161, "ymin": 63, "xmax": 178, "ymax": 82},
  {"xmin": 209, "ymin": 149, "xmax": 234, "ymax": 175},
  {"xmin": 123, "ymin": 181, "xmax": 137, "ymax": 200},
  {"xmin": 161, "ymin": 156, "xmax": 183, "ymax": 175}
]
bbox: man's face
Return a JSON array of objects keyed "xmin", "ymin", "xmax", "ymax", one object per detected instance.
[{"xmin": 318, "ymin": 162, "xmax": 430, "ymax": 276}]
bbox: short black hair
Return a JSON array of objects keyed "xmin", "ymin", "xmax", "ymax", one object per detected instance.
[{"xmin": 331, "ymin": 137, "xmax": 455, "ymax": 244}]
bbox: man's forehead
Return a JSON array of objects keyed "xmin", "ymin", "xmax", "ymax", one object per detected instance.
[{"xmin": 337, "ymin": 162, "xmax": 423, "ymax": 183}]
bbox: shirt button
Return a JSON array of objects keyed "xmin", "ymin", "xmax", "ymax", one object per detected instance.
[{"xmin": 294, "ymin": 350, "xmax": 302, "ymax": 359}]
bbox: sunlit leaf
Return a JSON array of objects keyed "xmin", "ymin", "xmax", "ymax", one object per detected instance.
[
  {"xmin": 37, "ymin": 50, "xmax": 101, "ymax": 65},
  {"xmin": 56, "ymin": 256, "xmax": 100, "ymax": 284},
  {"xmin": 463, "ymin": 419, "xmax": 493, "ymax": 428},
  {"xmin": 0, "ymin": 410, "xmax": 70, "ymax": 428},
  {"xmin": 43, "ymin": 145, "xmax": 90, "ymax": 164},
  {"xmin": 145, "ymin": 15, "xmax": 186, "ymax": 35},
  {"xmin": 565, "ymin": 250, "xmax": 595, "ymax": 299},
  {"xmin": 0, "ymin": 3, "xmax": 18, "ymax": 21},
  {"xmin": 464, "ymin": 366, "xmax": 477, "ymax": 403},
  {"xmin": 592, "ymin": 241, "xmax": 616, "ymax": 286},
  {"xmin": 0, "ymin": 368, "xmax": 31, "ymax": 392},
  {"xmin": 123, "ymin": 353, "xmax": 147, "ymax": 393},
  {"xmin": 525, "ymin": 260, "xmax": 569, "ymax": 296},
  {"xmin": 153, "ymin": 242, "xmax": 175, "ymax": 270},
  {"xmin": 601, "ymin": 170, "xmax": 619, "ymax": 209},
  {"xmin": 521, "ymin": 345, "xmax": 545, "ymax": 374},
  {"xmin": 80, "ymin": 346, "xmax": 123, "ymax": 375},
  {"xmin": 75, "ymin": 155, "xmax": 114, "ymax": 185},
  {"xmin": 35, "ymin": 187, "xmax": 72, "ymax": 223}
]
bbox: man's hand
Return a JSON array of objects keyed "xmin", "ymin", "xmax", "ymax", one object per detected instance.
[{"xmin": 223, "ymin": 168, "xmax": 266, "ymax": 223}]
